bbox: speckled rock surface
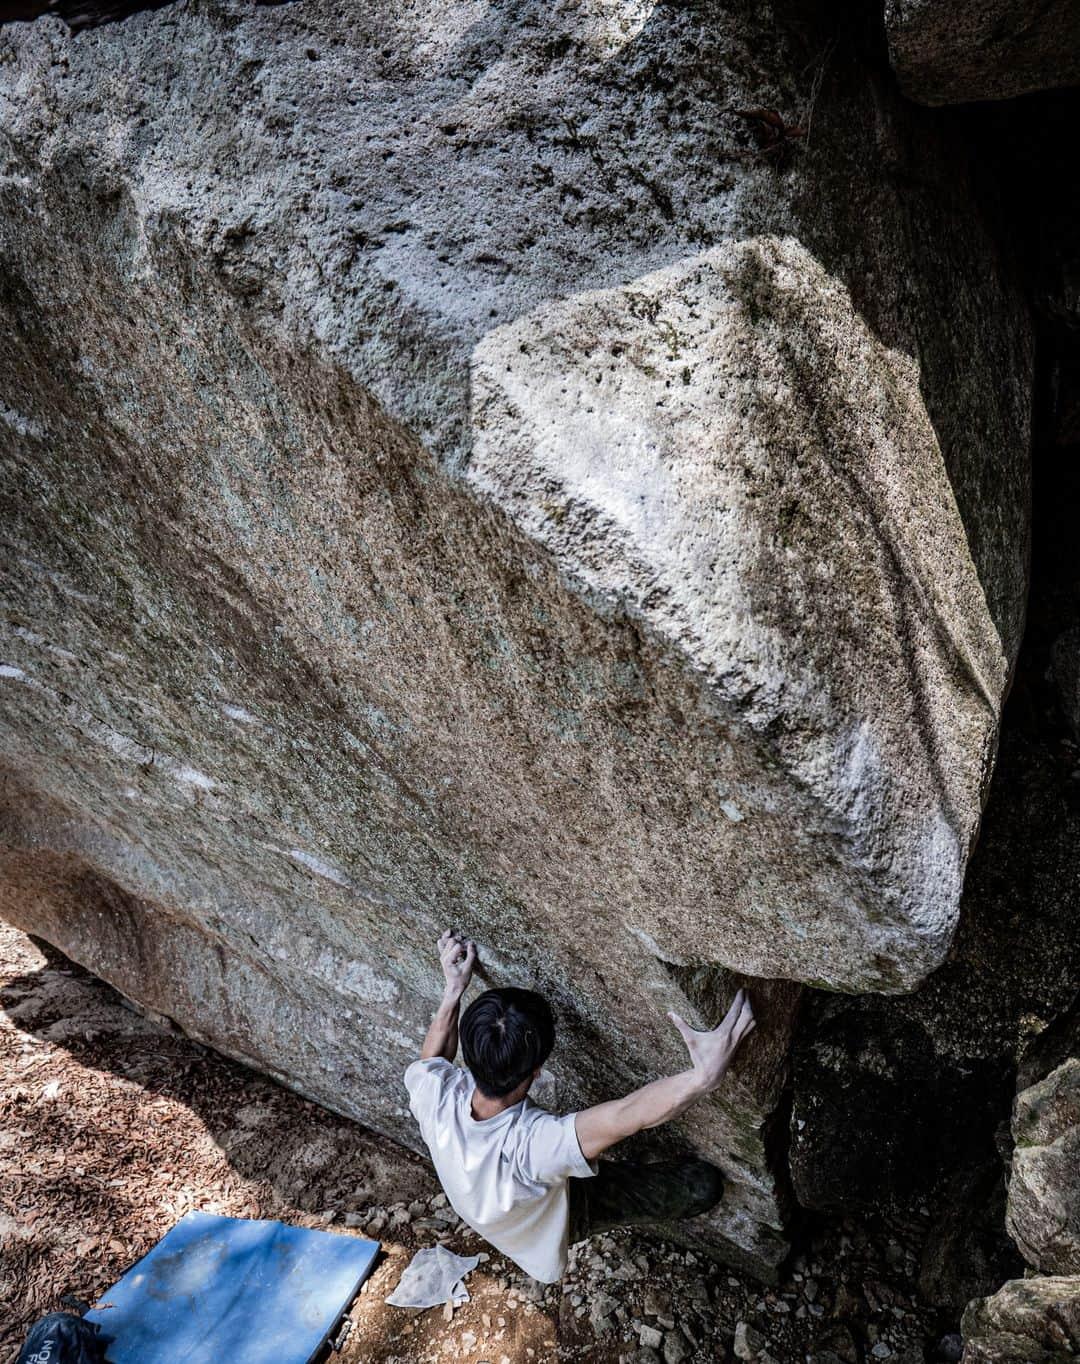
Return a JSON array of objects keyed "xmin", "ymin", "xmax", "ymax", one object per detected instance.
[
  {"xmin": 885, "ymin": 0, "xmax": 1080, "ymax": 106},
  {"xmin": 961, "ymin": 1275, "xmax": 1080, "ymax": 1363},
  {"xmin": 1007, "ymin": 1048, "xmax": 1080, "ymax": 1276},
  {"xmin": 0, "ymin": 0, "xmax": 1030, "ymax": 1273}
]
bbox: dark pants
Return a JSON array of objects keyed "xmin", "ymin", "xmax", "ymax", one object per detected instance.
[{"xmin": 568, "ymin": 1157, "xmax": 724, "ymax": 1243}]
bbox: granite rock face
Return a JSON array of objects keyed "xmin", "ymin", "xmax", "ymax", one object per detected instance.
[
  {"xmin": 886, "ymin": 0, "xmax": 1080, "ymax": 106},
  {"xmin": 0, "ymin": 0, "xmax": 1031, "ymax": 1273},
  {"xmin": 1007, "ymin": 1060, "xmax": 1080, "ymax": 1276},
  {"xmin": 1006, "ymin": 1003, "xmax": 1080, "ymax": 1277},
  {"xmin": 957, "ymin": 1001, "xmax": 1080, "ymax": 1358},
  {"xmin": 961, "ymin": 1276, "xmax": 1080, "ymax": 1364}
]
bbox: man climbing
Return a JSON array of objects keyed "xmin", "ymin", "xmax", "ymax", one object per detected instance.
[{"xmin": 404, "ymin": 930, "xmax": 756, "ymax": 1283}]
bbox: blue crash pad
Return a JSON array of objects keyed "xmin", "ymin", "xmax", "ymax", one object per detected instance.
[{"xmin": 85, "ymin": 1212, "xmax": 380, "ymax": 1364}]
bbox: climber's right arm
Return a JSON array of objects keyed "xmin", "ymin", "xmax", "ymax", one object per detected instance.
[{"xmin": 573, "ymin": 989, "xmax": 755, "ymax": 1161}]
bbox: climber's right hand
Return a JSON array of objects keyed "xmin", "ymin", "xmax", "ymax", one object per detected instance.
[{"xmin": 437, "ymin": 929, "xmax": 477, "ymax": 1001}]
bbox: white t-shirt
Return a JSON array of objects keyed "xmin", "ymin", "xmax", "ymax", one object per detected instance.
[{"xmin": 404, "ymin": 1058, "xmax": 596, "ymax": 1283}]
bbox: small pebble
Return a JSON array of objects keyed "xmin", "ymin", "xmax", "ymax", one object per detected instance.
[{"xmin": 734, "ymin": 1321, "xmax": 766, "ymax": 1361}]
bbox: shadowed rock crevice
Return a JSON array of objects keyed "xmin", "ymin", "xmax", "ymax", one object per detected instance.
[
  {"xmin": 885, "ymin": 0, "xmax": 1080, "ymax": 105},
  {"xmin": 789, "ymin": 78, "xmax": 1080, "ymax": 1339}
]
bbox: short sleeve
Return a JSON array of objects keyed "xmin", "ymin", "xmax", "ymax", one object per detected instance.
[
  {"xmin": 404, "ymin": 1057, "xmax": 453, "ymax": 1132},
  {"xmin": 520, "ymin": 1111, "xmax": 597, "ymax": 1185}
]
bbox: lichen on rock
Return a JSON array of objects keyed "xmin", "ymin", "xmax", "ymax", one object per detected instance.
[{"xmin": 961, "ymin": 1275, "xmax": 1080, "ymax": 1364}]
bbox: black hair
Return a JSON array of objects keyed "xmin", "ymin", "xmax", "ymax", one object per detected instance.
[{"xmin": 459, "ymin": 987, "xmax": 555, "ymax": 1099}]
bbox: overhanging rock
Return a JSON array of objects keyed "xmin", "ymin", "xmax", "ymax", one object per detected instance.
[
  {"xmin": 885, "ymin": 0, "xmax": 1080, "ymax": 106},
  {"xmin": 0, "ymin": 0, "xmax": 1030, "ymax": 1275}
]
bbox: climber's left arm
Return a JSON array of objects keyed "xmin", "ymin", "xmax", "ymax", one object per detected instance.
[
  {"xmin": 419, "ymin": 930, "xmax": 477, "ymax": 1061},
  {"xmin": 574, "ymin": 989, "xmax": 755, "ymax": 1159}
]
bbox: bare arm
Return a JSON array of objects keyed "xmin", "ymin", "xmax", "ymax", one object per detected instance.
[
  {"xmin": 420, "ymin": 930, "xmax": 477, "ymax": 1062},
  {"xmin": 574, "ymin": 989, "xmax": 756, "ymax": 1160}
]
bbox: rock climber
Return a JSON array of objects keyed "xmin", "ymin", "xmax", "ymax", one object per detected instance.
[{"xmin": 405, "ymin": 930, "xmax": 756, "ymax": 1283}]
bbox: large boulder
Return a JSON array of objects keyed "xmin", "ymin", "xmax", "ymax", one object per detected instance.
[
  {"xmin": 1006, "ymin": 1002, "xmax": 1080, "ymax": 1277},
  {"xmin": 958, "ymin": 1004, "xmax": 1080, "ymax": 1361},
  {"xmin": 0, "ymin": 0, "xmax": 1030, "ymax": 1273},
  {"xmin": 885, "ymin": 0, "xmax": 1080, "ymax": 106},
  {"xmin": 961, "ymin": 1276, "xmax": 1080, "ymax": 1364},
  {"xmin": 1007, "ymin": 1060, "xmax": 1080, "ymax": 1276},
  {"xmin": 957, "ymin": 1003, "xmax": 1080, "ymax": 1360}
]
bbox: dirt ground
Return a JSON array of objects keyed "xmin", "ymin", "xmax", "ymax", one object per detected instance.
[{"xmin": 1, "ymin": 920, "xmax": 955, "ymax": 1364}]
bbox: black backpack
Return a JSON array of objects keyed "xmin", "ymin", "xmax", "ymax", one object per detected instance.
[{"xmin": 15, "ymin": 1299, "xmax": 110, "ymax": 1364}]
